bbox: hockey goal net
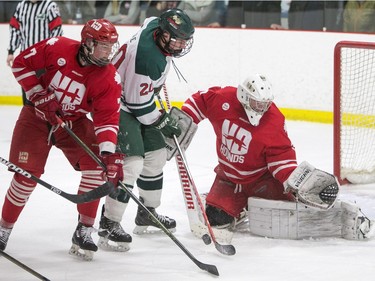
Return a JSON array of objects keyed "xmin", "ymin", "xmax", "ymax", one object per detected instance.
[{"xmin": 334, "ymin": 41, "xmax": 375, "ymax": 184}]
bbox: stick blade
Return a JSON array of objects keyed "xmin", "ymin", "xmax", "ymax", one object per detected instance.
[
  {"xmin": 215, "ymin": 242, "xmax": 236, "ymax": 256},
  {"xmin": 75, "ymin": 182, "xmax": 114, "ymax": 203},
  {"xmin": 197, "ymin": 261, "xmax": 219, "ymax": 276}
]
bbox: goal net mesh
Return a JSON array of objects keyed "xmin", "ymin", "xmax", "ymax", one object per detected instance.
[{"xmin": 334, "ymin": 41, "xmax": 375, "ymax": 184}]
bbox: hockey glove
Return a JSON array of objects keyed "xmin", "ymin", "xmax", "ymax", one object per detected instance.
[
  {"xmin": 101, "ymin": 152, "xmax": 125, "ymax": 188},
  {"xmin": 164, "ymin": 107, "xmax": 198, "ymax": 160},
  {"xmin": 284, "ymin": 161, "xmax": 339, "ymax": 210},
  {"xmin": 30, "ymin": 90, "xmax": 63, "ymax": 126},
  {"xmin": 153, "ymin": 111, "xmax": 181, "ymax": 138}
]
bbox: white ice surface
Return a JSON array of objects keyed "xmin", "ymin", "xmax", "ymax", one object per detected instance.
[{"xmin": 1, "ymin": 106, "xmax": 375, "ymax": 281}]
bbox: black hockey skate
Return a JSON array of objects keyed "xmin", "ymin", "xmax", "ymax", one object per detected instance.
[
  {"xmin": 193, "ymin": 193, "xmax": 236, "ymax": 244},
  {"xmin": 133, "ymin": 197, "xmax": 176, "ymax": 235},
  {"xmin": 69, "ymin": 223, "xmax": 97, "ymax": 261},
  {"xmin": 0, "ymin": 226, "xmax": 12, "ymax": 251},
  {"xmin": 98, "ymin": 207, "xmax": 132, "ymax": 252}
]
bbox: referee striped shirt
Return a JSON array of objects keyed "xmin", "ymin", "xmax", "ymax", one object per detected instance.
[{"xmin": 8, "ymin": 0, "xmax": 63, "ymax": 55}]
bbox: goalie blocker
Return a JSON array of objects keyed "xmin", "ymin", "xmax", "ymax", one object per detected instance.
[{"xmin": 164, "ymin": 107, "xmax": 198, "ymax": 160}]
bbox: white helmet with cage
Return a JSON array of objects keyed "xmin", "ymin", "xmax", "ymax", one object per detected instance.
[{"xmin": 237, "ymin": 74, "xmax": 274, "ymax": 126}]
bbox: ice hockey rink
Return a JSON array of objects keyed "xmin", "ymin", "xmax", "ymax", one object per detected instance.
[{"xmin": 1, "ymin": 105, "xmax": 375, "ymax": 281}]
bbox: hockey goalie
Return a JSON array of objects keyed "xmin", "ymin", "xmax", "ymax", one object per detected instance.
[{"xmin": 167, "ymin": 73, "xmax": 375, "ymax": 243}]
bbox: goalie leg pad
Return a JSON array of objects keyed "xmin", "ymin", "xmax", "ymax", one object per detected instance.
[
  {"xmin": 248, "ymin": 197, "xmax": 342, "ymax": 239},
  {"xmin": 341, "ymin": 201, "xmax": 375, "ymax": 240},
  {"xmin": 248, "ymin": 197, "xmax": 375, "ymax": 240},
  {"xmin": 164, "ymin": 106, "xmax": 198, "ymax": 161}
]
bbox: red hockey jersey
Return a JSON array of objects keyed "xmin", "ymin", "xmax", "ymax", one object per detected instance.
[
  {"xmin": 12, "ymin": 37, "xmax": 121, "ymax": 153},
  {"xmin": 181, "ymin": 86, "xmax": 298, "ymax": 185}
]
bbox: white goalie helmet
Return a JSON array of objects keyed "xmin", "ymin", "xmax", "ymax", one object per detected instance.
[{"xmin": 237, "ymin": 74, "xmax": 274, "ymax": 126}]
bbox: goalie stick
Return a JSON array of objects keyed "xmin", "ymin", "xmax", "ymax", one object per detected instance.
[
  {"xmin": 0, "ymin": 250, "xmax": 50, "ymax": 281},
  {"xmin": 159, "ymin": 85, "xmax": 236, "ymax": 256},
  {"xmin": 56, "ymin": 117, "xmax": 219, "ymax": 277},
  {"xmin": 160, "ymin": 88, "xmax": 205, "ymax": 236},
  {"xmin": 0, "ymin": 156, "xmax": 113, "ymax": 204}
]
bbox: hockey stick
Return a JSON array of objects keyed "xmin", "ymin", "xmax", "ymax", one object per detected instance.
[
  {"xmin": 0, "ymin": 156, "xmax": 113, "ymax": 204},
  {"xmin": 159, "ymin": 85, "xmax": 236, "ymax": 256},
  {"xmin": 0, "ymin": 250, "xmax": 50, "ymax": 280},
  {"xmin": 56, "ymin": 117, "xmax": 219, "ymax": 276},
  {"xmin": 160, "ymin": 88, "xmax": 207, "ymax": 235}
]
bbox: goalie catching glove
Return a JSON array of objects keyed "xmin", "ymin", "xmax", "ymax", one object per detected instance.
[
  {"xmin": 163, "ymin": 107, "xmax": 198, "ymax": 160},
  {"xmin": 153, "ymin": 110, "xmax": 181, "ymax": 138},
  {"xmin": 284, "ymin": 161, "xmax": 339, "ymax": 210}
]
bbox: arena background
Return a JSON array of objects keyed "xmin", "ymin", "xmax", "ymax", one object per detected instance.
[{"xmin": 1, "ymin": 24, "xmax": 374, "ymax": 123}]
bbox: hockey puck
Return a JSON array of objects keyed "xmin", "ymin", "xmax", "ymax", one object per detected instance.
[{"xmin": 202, "ymin": 234, "xmax": 211, "ymax": 245}]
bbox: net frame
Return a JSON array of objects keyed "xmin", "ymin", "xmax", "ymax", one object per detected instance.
[{"xmin": 334, "ymin": 41, "xmax": 375, "ymax": 184}]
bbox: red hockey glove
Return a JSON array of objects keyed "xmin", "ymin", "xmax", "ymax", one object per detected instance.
[
  {"xmin": 153, "ymin": 110, "xmax": 181, "ymax": 138},
  {"xmin": 31, "ymin": 90, "xmax": 63, "ymax": 126},
  {"xmin": 101, "ymin": 152, "xmax": 125, "ymax": 187}
]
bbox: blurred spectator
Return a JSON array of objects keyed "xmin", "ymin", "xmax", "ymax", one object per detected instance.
[
  {"xmin": 104, "ymin": 0, "xmax": 142, "ymax": 24},
  {"xmin": 280, "ymin": 0, "xmax": 290, "ymax": 28},
  {"xmin": 343, "ymin": 0, "xmax": 375, "ymax": 33},
  {"xmin": 177, "ymin": 0, "xmax": 219, "ymax": 26},
  {"xmin": 95, "ymin": 0, "xmax": 110, "ymax": 18},
  {"xmin": 146, "ymin": 1, "xmax": 179, "ymax": 18},
  {"xmin": 57, "ymin": 0, "xmax": 95, "ymax": 24},
  {"xmin": 210, "ymin": 0, "xmax": 227, "ymax": 27},
  {"xmin": 288, "ymin": 0, "xmax": 343, "ymax": 31},
  {"xmin": 6, "ymin": 0, "xmax": 63, "ymax": 105},
  {"xmin": 226, "ymin": 1, "xmax": 282, "ymax": 29},
  {"xmin": 0, "ymin": 1, "xmax": 19, "ymax": 23},
  {"xmin": 224, "ymin": 1, "xmax": 244, "ymax": 27}
]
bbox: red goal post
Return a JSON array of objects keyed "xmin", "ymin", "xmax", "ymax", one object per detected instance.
[{"xmin": 334, "ymin": 41, "xmax": 375, "ymax": 185}]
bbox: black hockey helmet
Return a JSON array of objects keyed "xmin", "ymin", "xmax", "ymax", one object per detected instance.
[
  {"xmin": 157, "ymin": 8, "xmax": 194, "ymax": 57},
  {"xmin": 158, "ymin": 8, "xmax": 195, "ymax": 40}
]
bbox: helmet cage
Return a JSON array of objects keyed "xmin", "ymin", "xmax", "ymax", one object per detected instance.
[
  {"xmin": 80, "ymin": 19, "xmax": 119, "ymax": 66},
  {"xmin": 161, "ymin": 34, "xmax": 194, "ymax": 58},
  {"xmin": 237, "ymin": 74, "xmax": 274, "ymax": 126},
  {"xmin": 158, "ymin": 8, "xmax": 194, "ymax": 57},
  {"xmin": 249, "ymin": 98, "xmax": 272, "ymax": 114},
  {"xmin": 82, "ymin": 38, "xmax": 119, "ymax": 66}
]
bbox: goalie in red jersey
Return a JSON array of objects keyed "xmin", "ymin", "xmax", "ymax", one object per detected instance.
[
  {"xmin": 180, "ymin": 74, "xmax": 374, "ymax": 242},
  {"xmin": 0, "ymin": 19, "xmax": 124, "ymax": 261}
]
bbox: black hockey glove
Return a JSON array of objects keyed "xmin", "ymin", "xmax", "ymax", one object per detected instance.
[{"xmin": 153, "ymin": 110, "xmax": 181, "ymax": 138}]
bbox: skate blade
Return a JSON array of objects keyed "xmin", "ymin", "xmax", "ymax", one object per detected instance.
[
  {"xmin": 133, "ymin": 225, "xmax": 176, "ymax": 235},
  {"xmin": 69, "ymin": 244, "xmax": 95, "ymax": 261},
  {"xmin": 98, "ymin": 237, "xmax": 130, "ymax": 252},
  {"xmin": 233, "ymin": 218, "xmax": 250, "ymax": 233}
]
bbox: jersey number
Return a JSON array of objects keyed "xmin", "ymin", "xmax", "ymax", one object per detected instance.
[
  {"xmin": 140, "ymin": 83, "xmax": 153, "ymax": 96},
  {"xmin": 23, "ymin": 48, "xmax": 37, "ymax": 59}
]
